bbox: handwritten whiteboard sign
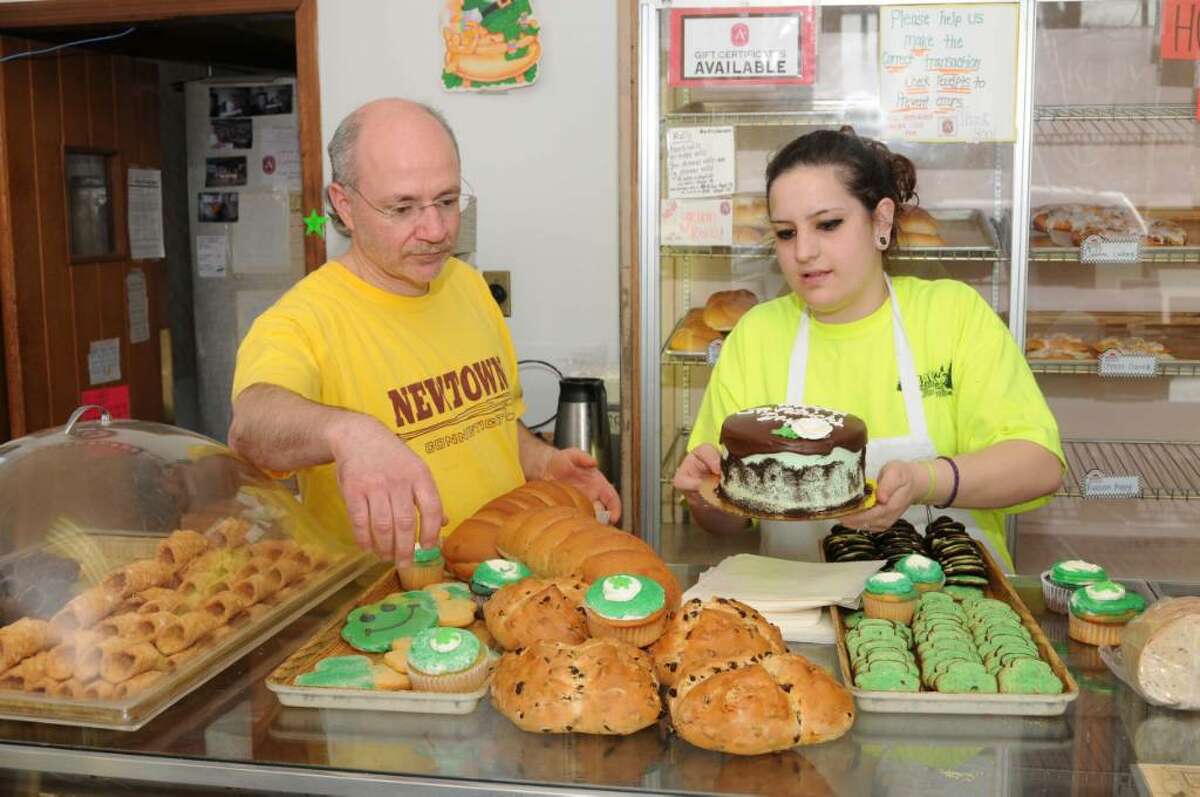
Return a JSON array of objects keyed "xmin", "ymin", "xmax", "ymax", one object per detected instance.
[
  {"xmin": 660, "ymin": 198, "xmax": 733, "ymax": 247},
  {"xmin": 667, "ymin": 127, "xmax": 736, "ymax": 199},
  {"xmin": 879, "ymin": 4, "xmax": 1018, "ymax": 142}
]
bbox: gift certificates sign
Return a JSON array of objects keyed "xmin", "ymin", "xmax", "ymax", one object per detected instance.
[
  {"xmin": 879, "ymin": 4, "xmax": 1019, "ymax": 142},
  {"xmin": 668, "ymin": 6, "xmax": 816, "ymax": 87}
]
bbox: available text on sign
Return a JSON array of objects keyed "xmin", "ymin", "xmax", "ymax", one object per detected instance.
[{"xmin": 669, "ymin": 6, "xmax": 816, "ymax": 87}]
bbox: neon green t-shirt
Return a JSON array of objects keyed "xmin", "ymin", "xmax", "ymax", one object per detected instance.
[
  {"xmin": 688, "ymin": 276, "xmax": 1064, "ymax": 564},
  {"xmin": 232, "ymin": 258, "xmax": 526, "ymax": 548}
]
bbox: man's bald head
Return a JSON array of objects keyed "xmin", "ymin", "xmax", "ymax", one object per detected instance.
[{"xmin": 326, "ymin": 99, "xmax": 460, "ymax": 235}]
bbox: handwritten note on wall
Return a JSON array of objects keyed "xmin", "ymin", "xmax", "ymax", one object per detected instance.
[
  {"xmin": 666, "ymin": 126, "xmax": 736, "ymax": 198},
  {"xmin": 879, "ymin": 4, "xmax": 1018, "ymax": 142}
]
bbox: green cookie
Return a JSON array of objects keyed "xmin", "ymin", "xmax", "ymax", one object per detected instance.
[
  {"xmin": 855, "ymin": 670, "xmax": 920, "ymax": 692},
  {"xmin": 296, "ymin": 655, "xmax": 377, "ymax": 689},
  {"xmin": 935, "ymin": 664, "xmax": 998, "ymax": 694},
  {"xmin": 861, "ymin": 659, "xmax": 919, "ymax": 676},
  {"xmin": 341, "ymin": 591, "xmax": 439, "ymax": 653},
  {"xmin": 943, "ymin": 585, "xmax": 985, "ymax": 603},
  {"xmin": 843, "ymin": 611, "xmax": 864, "ymax": 629},
  {"xmin": 998, "ymin": 659, "xmax": 1063, "ymax": 694}
]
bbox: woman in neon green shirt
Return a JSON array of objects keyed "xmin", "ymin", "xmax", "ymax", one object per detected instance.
[{"xmin": 673, "ymin": 128, "xmax": 1064, "ymax": 568}]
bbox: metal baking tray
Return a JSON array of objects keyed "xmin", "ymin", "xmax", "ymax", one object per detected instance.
[
  {"xmin": 661, "ymin": 308, "xmax": 721, "ymax": 364},
  {"xmin": 831, "ymin": 543, "xmax": 1080, "ymax": 716},
  {"xmin": 266, "ymin": 568, "xmax": 494, "ymax": 715},
  {"xmin": 896, "ymin": 208, "xmax": 1001, "ymax": 252},
  {"xmin": 0, "ymin": 533, "xmax": 369, "ymax": 731}
]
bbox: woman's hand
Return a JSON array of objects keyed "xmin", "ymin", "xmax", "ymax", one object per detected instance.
[
  {"xmin": 672, "ymin": 444, "xmax": 722, "ymax": 493},
  {"xmin": 543, "ymin": 447, "xmax": 622, "ymax": 524},
  {"xmin": 839, "ymin": 460, "xmax": 923, "ymax": 532}
]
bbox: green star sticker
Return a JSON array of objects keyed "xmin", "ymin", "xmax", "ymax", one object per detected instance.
[{"xmin": 303, "ymin": 209, "xmax": 329, "ymax": 238}]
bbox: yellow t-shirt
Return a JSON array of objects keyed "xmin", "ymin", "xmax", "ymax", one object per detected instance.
[
  {"xmin": 232, "ymin": 258, "xmax": 526, "ymax": 547},
  {"xmin": 689, "ymin": 276, "xmax": 1064, "ymax": 564}
]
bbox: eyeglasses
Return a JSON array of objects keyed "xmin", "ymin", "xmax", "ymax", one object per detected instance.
[{"xmin": 341, "ymin": 182, "xmax": 473, "ymax": 226}]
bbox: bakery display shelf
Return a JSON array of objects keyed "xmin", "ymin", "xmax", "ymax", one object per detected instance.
[
  {"xmin": 663, "ymin": 99, "xmax": 870, "ymax": 128},
  {"xmin": 0, "ymin": 534, "xmax": 370, "ymax": 731},
  {"xmin": 1028, "ymin": 359, "xmax": 1200, "ymax": 377},
  {"xmin": 1030, "ymin": 208, "xmax": 1200, "ymax": 263},
  {"xmin": 267, "ymin": 567, "xmax": 494, "ymax": 715},
  {"xmin": 660, "ymin": 426, "xmax": 692, "ymax": 485},
  {"xmin": 1058, "ymin": 439, "xmax": 1200, "ymax": 501},
  {"xmin": 1034, "ymin": 103, "xmax": 1196, "ymax": 145},
  {"xmin": 832, "ymin": 544, "xmax": 1079, "ymax": 715}
]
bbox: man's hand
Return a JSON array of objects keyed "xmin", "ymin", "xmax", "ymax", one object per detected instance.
[
  {"xmin": 839, "ymin": 460, "xmax": 921, "ymax": 532},
  {"xmin": 328, "ymin": 415, "xmax": 444, "ymax": 566},
  {"xmin": 672, "ymin": 443, "xmax": 721, "ymax": 493},
  {"xmin": 543, "ymin": 448, "xmax": 622, "ymax": 524}
]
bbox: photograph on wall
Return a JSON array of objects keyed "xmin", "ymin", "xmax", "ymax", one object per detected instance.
[
  {"xmin": 248, "ymin": 85, "xmax": 293, "ymax": 116},
  {"xmin": 209, "ymin": 87, "xmax": 251, "ymax": 118},
  {"xmin": 441, "ymin": 0, "xmax": 542, "ymax": 92},
  {"xmin": 210, "ymin": 119, "xmax": 253, "ymax": 149},
  {"xmin": 198, "ymin": 191, "xmax": 240, "ymax": 223},
  {"xmin": 205, "ymin": 157, "xmax": 248, "ymax": 188}
]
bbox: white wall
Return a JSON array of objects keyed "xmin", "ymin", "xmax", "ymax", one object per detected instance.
[{"xmin": 317, "ymin": 1, "xmax": 621, "ymax": 428}]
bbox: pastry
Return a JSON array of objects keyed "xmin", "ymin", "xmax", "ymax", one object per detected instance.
[
  {"xmin": 295, "ymin": 655, "xmax": 409, "ymax": 690},
  {"xmin": 732, "ymin": 195, "xmax": 772, "ymax": 248},
  {"xmin": 583, "ymin": 574, "xmax": 668, "ymax": 647},
  {"xmin": 1040, "ymin": 559, "xmax": 1107, "ymax": 615},
  {"xmin": 649, "ymin": 597, "xmax": 785, "ymax": 687},
  {"xmin": 861, "ymin": 572, "xmax": 918, "ymax": 624},
  {"xmin": 668, "ymin": 651, "xmax": 855, "ymax": 753},
  {"xmin": 0, "ymin": 618, "xmax": 57, "ymax": 670},
  {"xmin": 155, "ymin": 530, "xmax": 209, "ymax": 570},
  {"xmin": 491, "ymin": 637, "xmax": 661, "ymax": 735},
  {"xmin": 483, "ymin": 577, "xmax": 589, "ymax": 651},
  {"xmin": 668, "ymin": 320, "xmax": 722, "ymax": 353},
  {"xmin": 702, "ymin": 289, "xmax": 758, "ymax": 332},
  {"xmin": 155, "ymin": 610, "xmax": 219, "ymax": 656},
  {"xmin": 470, "ymin": 559, "xmax": 532, "ymax": 607},
  {"xmin": 718, "ymin": 404, "xmax": 868, "ymax": 516},
  {"xmin": 99, "ymin": 640, "xmax": 168, "ymax": 684},
  {"xmin": 423, "ymin": 581, "xmax": 476, "ymax": 627},
  {"xmin": 1068, "ymin": 581, "xmax": 1146, "ymax": 646},
  {"xmin": 405, "ymin": 626, "xmax": 490, "ymax": 692},
  {"xmin": 102, "ymin": 560, "xmax": 176, "ymax": 599},
  {"xmin": 340, "ymin": 591, "xmax": 439, "ymax": 653},
  {"xmin": 204, "ymin": 517, "xmax": 253, "ymax": 549},
  {"xmin": 1120, "ymin": 597, "xmax": 1200, "ymax": 708},
  {"xmin": 397, "ymin": 546, "xmax": 445, "ymax": 591},
  {"xmin": 96, "ymin": 613, "xmax": 157, "ymax": 644},
  {"xmin": 893, "ymin": 554, "xmax": 945, "ymax": 593},
  {"xmin": 1025, "ymin": 332, "xmax": 1092, "ymax": 361},
  {"xmin": 1092, "ymin": 336, "xmax": 1172, "ymax": 358},
  {"xmin": 1032, "ymin": 204, "xmax": 1188, "ymax": 246}
]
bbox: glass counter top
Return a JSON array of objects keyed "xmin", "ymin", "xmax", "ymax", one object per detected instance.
[{"xmin": 0, "ymin": 565, "xmax": 1194, "ymax": 797}]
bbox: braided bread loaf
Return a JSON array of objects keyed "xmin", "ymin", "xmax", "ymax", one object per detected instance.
[
  {"xmin": 483, "ymin": 577, "xmax": 590, "ymax": 651},
  {"xmin": 649, "ymin": 597, "xmax": 786, "ymax": 687},
  {"xmin": 668, "ymin": 650, "xmax": 855, "ymax": 754},
  {"xmin": 491, "ymin": 637, "xmax": 662, "ymax": 735}
]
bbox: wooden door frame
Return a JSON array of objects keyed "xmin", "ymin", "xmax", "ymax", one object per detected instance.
[{"xmin": 0, "ymin": 0, "xmax": 325, "ymax": 438}]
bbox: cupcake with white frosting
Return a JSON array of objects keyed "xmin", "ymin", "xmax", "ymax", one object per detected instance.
[
  {"xmin": 470, "ymin": 559, "xmax": 532, "ymax": 608},
  {"xmin": 405, "ymin": 626, "xmax": 490, "ymax": 692},
  {"xmin": 1041, "ymin": 559, "xmax": 1108, "ymax": 615},
  {"xmin": 583, "ymin": 574, "xmax": 668, "ymax": 647},
  {"xmin": 893, "ymin": 553, "xmax": 945, "ymax": 594},
  {"xmin": 861, "ymin": 572, "xmax": 918, "ymax": 625},
  {"xmin": 1067, "ymin": 581, "xmax": 1146, "ymax": 647}
]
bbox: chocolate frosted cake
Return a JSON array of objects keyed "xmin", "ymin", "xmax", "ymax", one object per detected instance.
[{"xmin": 718, "ymin": 405, "xmax": 867, "ymax": 515}]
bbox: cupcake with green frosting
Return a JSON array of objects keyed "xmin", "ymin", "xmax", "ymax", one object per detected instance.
[
  {"xmin": 398, "ymin": 546, "xmax": 445, "ymax": 591},
  {"xmin": 470, "ymin": 559, "xmax": 532, "ymax": 607},
  {"xmin": 405, "ymin": 626, "xmax": 490, "ymax": 692},
  {"xmin": 1067, "ymin": 581, "xmax": 1146, "ymax": 647},
  {"xmin": 893, "ymin": 553, "xmax": 945, "ymax": 593},
  {"xmin": 1041, "ymin": 559, "xmax": 1108, "ymax": 615},
  {"xmin": 862, "ymin": 572, "xmax": 918, "ymax": 625},
  {"xmin": 583, "ymin": 574, "xmax": 668, "ymax": 647}
]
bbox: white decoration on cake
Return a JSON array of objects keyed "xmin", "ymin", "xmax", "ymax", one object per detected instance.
[
  {"xmin": 872, "ymin": 572, "xmax": 908, "ymax": 584},
  {"xmin": 486, "ymin": 559, "xmax": 519, "ymax": 576},
  {"xmin": 430, "ymin": 633, "xmax": 463, "ymax": 653},
  {"xmin": 1061, "ymin": 560, "xmax": 1104, "ymax": 573},
  {"xmin": 602, "ymin": 575, "xmax": 642, "ymax": 602},
  {"xmin": 1085, "ymin": 583, "xmax": 1125, "ymax": 601},
  {"xmin": 788, "ymin": 417, "xmax": 833, "ymax": 440}
]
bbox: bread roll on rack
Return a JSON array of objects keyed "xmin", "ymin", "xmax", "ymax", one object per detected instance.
[{"xmin": 702, "ymin": 289, "xmax": 758, "ymax": 332}]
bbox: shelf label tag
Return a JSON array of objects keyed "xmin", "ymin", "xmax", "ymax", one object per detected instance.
[
  {"xmin": 1082, "ymin": 472, "xmax": 1142, "ymax": 499},
  {"xmin": 1079, "ymin": 234, "xmax": 1140, "ymax": 264},
  {"xmin": 706, "ymin": 338, "xmax": 723, "ymax": 366},
  {"xmin": 1098, "ymin": 351, "xmax": 1159, "ymax": 377},
  {"xmin": 1161, "ymin": 0, "xmax": 1200, "ymax": 60}
]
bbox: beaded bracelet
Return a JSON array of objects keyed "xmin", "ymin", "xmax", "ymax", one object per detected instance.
[{"xmin": 934, "ymin": 456, "xmax": 959, "ymax": 509}]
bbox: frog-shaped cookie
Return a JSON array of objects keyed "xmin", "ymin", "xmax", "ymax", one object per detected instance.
[
  {"xmin": 341, "ymin": 591, "xmax": 439, "ymax": 653},
  {"xmin": 295, "ymin": 655, "xmax": 408, "ymax": 690}
]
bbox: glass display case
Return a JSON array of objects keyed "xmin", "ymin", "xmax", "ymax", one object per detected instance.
[
  {"xmin": 1012, "ymin": 0, "xmax": 1200, "ymax": 579},
  {"xmin": 0, "ymin": 406, "xmax": 366, "ymax": 730},
  {"xmin": 637, "ymin": 0, "xmax": 1035, "ymax": 560}
]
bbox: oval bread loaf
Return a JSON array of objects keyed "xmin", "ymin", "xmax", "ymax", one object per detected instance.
[{"xmin": 650, "ymin": 597, "xmax": 785, "ymax": 687}]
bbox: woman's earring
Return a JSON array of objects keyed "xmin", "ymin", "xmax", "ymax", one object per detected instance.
[{"xmin": 878, "ymin": 235, "xmax": 888, "ymax": 248}]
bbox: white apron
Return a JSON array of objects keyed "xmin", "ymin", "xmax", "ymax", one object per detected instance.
[{"xmin": 760, "ymin": 275, "xmax": 1002, "ymax": 564}]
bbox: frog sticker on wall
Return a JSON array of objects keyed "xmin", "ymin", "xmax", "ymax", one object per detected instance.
[{"xmin": 441, "ymin": 0, "xmax": 542, "ymax": 92}]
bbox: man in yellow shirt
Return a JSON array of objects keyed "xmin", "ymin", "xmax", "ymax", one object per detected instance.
[{"xmin": 229, "ymin": 99, "xmax": 619, "ymax": 565}]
